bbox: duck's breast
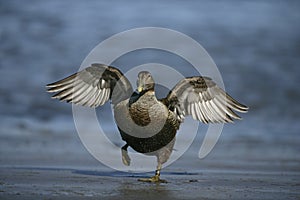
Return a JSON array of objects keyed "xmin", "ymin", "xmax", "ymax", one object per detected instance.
[{"xmin": 113, "ymin": 99, "xmax": 179, "ymax": 153}]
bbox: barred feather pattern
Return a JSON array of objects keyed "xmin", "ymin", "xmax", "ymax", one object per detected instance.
[{"xmin": 165, "ymin": 77, "xmax": 248, "ymax": 124}]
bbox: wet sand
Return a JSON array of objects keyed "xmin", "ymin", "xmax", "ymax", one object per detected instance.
[{"xmin": 1, "ymin": 166, "xmax": 299, "ymax": 200}]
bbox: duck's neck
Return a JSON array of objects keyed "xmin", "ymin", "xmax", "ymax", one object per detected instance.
[{"xmin": 129, "ymin": 89, "xmax": 155, "ymax": 107}]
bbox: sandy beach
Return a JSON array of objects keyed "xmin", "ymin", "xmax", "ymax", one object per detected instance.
[{"xmin": 1, "ymin": 166, "xmax": 299, "ymax": 200}]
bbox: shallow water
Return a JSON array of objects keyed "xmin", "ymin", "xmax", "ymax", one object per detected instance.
[{"xmin": 0, "ymin": 0, "xmax": 299, "ymax": 175}]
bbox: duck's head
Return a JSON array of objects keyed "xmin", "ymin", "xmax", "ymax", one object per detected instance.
[{"xmin": 137, "ymin": 71, "xmax": 155, "ymax": 93}]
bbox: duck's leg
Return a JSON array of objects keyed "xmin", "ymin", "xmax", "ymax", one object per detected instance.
[
  {"xmin": 138, "ymin": 139, "xmax": 175, "ymax": 183},
  {"xmin": 121, "ymin": 144, "xmax": 131, "ymax": 166},
  {"xmin": 138, "ymin": 162, "xmax": 167, "ymax": 183}
]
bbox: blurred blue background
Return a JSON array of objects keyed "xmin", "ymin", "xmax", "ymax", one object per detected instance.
[{"xmin": 0, "ymin": 0, "xmax": 299, "ymax": 173}]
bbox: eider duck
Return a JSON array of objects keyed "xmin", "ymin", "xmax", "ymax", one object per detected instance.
[{"xmin": 47, "ymin": 63, "xmax": 248, "ymax": 183}]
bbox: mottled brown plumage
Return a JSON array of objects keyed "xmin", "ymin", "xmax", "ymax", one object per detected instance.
[{"xmin": 47, "ymin": 63, "xmax": 248, "ymax": 183}]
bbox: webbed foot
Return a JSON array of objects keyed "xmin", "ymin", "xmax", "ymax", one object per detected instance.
[
  {"xmin": 138, "ymin": 175, "xmax": 167, "ymax": 183},
  {"xmin": 121, "ymin": 149, "xmax": 131, "ymax": 166},
  {"xmin": 121, "ymin": 145, "xmax": 131, "ymax": 166}
]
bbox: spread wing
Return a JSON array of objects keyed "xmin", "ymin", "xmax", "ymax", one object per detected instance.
[
  {"xmin": 46, "ymin": 63, "xmax": 133, "ymax": 107},
  {"xmin": 164, "ymin": 77, "xmax": 248, "ymax": 123}
]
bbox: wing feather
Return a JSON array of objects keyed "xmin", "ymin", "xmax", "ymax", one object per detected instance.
[
  {"xmin": 164, "ymin": 76, "xmax": 248, "ymax": 123},
  {"xmin": 190, "ymin": 103, "xmax": 197, "ymax": 120},
  {"xmin": 47, "ymin": 63, "xmax": 133, "ymax": 107}
]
